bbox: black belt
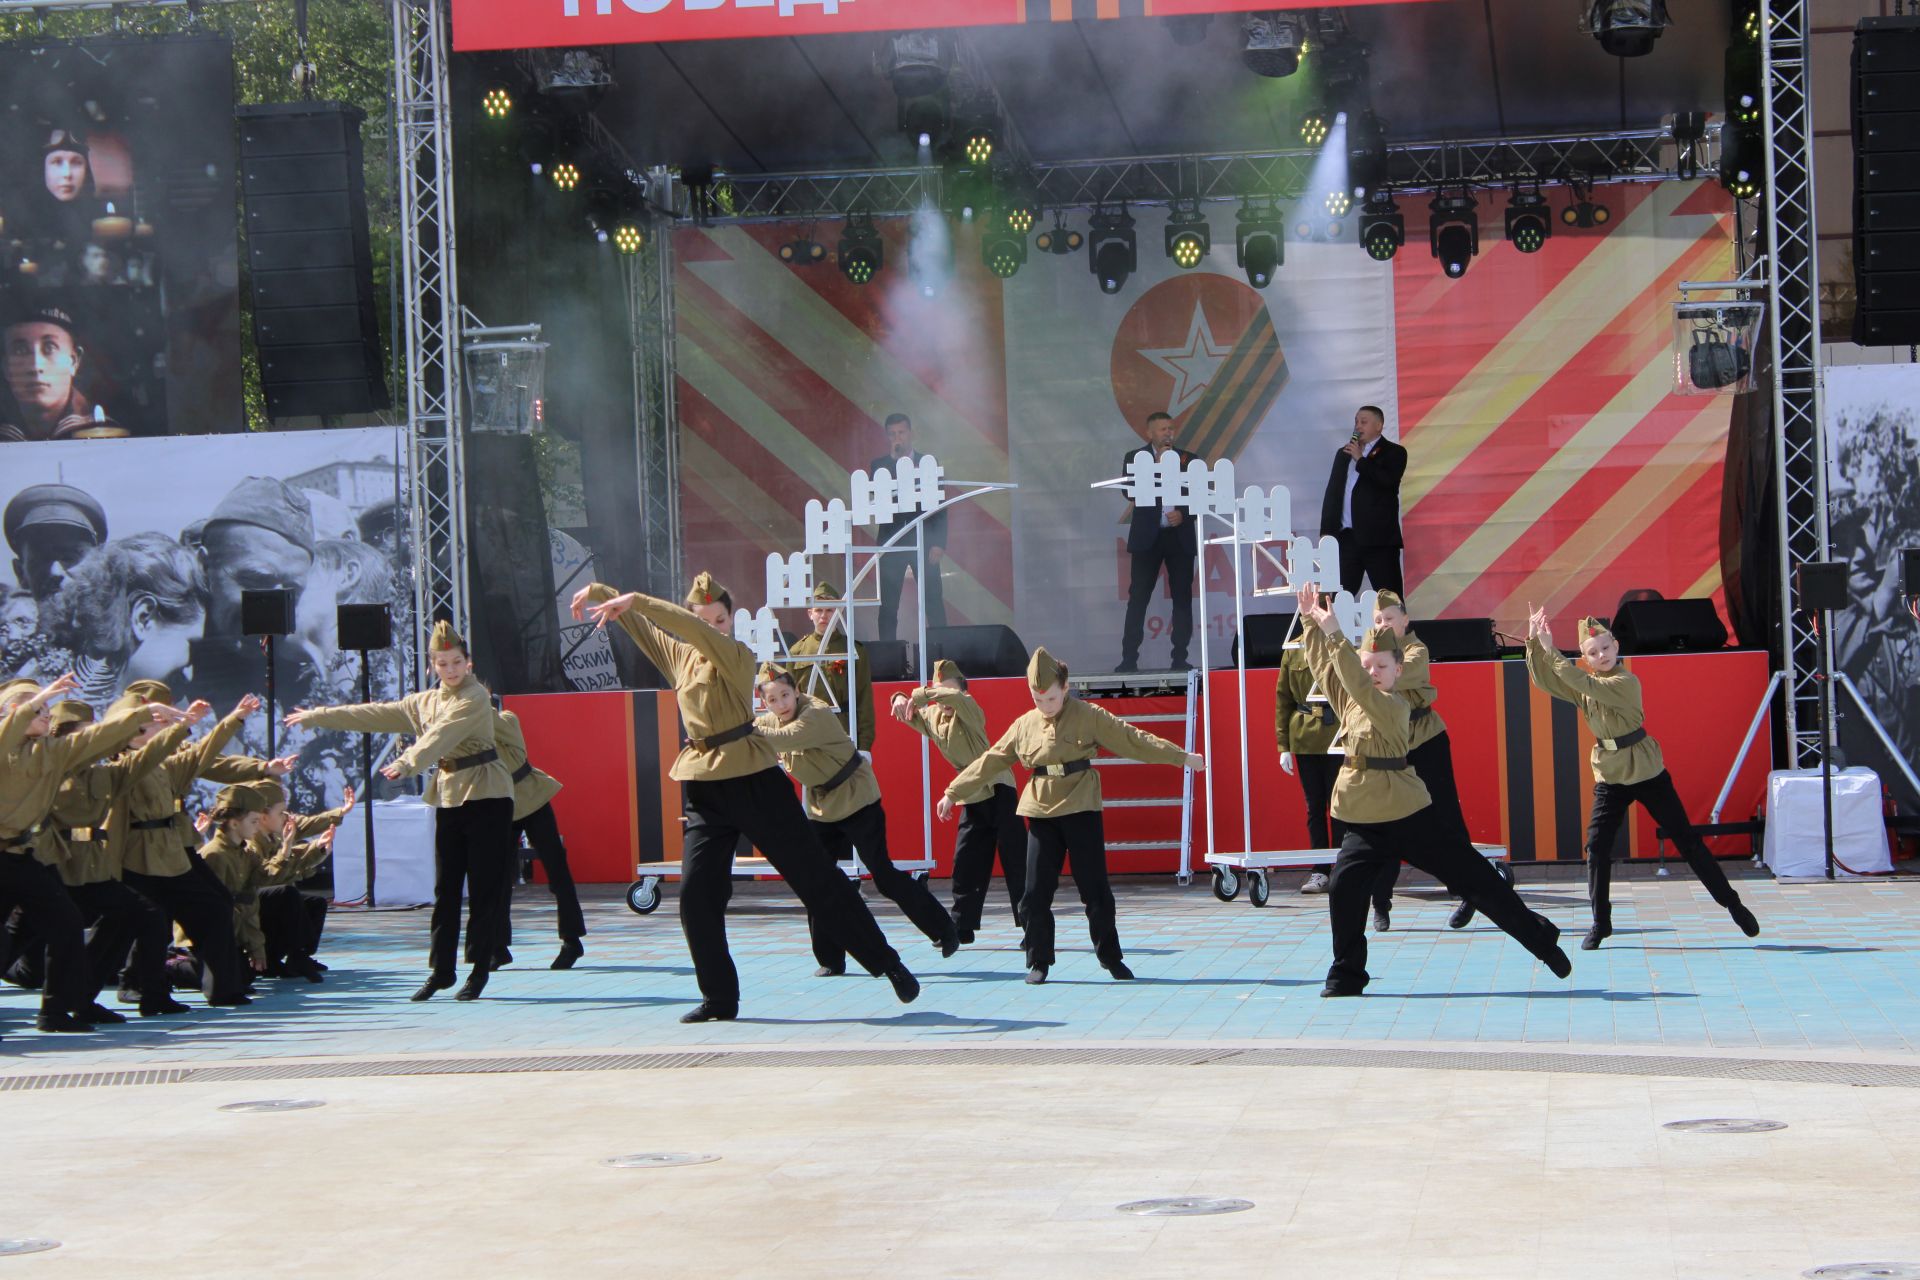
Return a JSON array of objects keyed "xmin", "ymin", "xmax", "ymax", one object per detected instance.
[
  {"xmin": 1315, "ymin": 705, "xmax": 1336, "ymax": 726},
  {"xmin": 1343, "ymin": 756, "xmax": 1409, "ymax": 771},
  {"xmin": 442, "ymin": 748, "xmax": 499, "ymax": 772},
  {"xmin": 815, "ymin": 752, "xmax": 865, "ymax": 795},
  {"xmin": 130, "ymin": 816, "xmax": 179, "ymax": 831},
  {"xmin": 1035, "ymin": 758, "xmax": 1093, "ymax": 779},
  {"xmin": 1410, "ymin": 706, "xmax": 1433, "ymax": 723},
  {"xmin": 511, "ymin": 761, "xmax": 534, "ymax": 784},
  {"xmin": 682, "ymin": 721, "xmax": 754, "ymax": 752},
  {"xmin": 1599, "ymin": 726, "xmax": 1648, "ymax": 751}
]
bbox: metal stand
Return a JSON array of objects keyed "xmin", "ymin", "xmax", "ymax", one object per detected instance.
[
  {"xmin": 358, "ymin": 647, "xmax": 378, "ymax": 908},
  {"xmin": 263, "ymin": 635, "xmax": 278, "ymax": 759},
  {"xmin": 1816, "ymin": 606, "xmax": 1836, "ymax": 878}
]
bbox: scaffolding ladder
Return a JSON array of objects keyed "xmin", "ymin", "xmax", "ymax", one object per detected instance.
[{"xmin": 1074, "ymin": 668, "xmax": 1202, "ymax": 885}]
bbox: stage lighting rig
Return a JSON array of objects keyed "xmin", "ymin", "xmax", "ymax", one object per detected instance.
[
  {"xmin": 837, "ymin": 212, "xmax": 883, "ymax": 285},
  {"xmin": 1300, "ymin": 109, "xmax": 1332, "ymax": 147},
  {"xmin": 1557, "ymin": 177, "xmax": 1609, "ymax": 228},
  {"xmin": 1718, "ymin": 122, "xmax": 1762, "ymax": 200},
  {"xmin": 1242, "ymin": 12, "xmax": 1303, "ymax": 78},
  {"xmin": 1583, "ymin": 0, "xmax": 1672, "ymax": 57},
  {"xmin": 880, "ymin": 30, "xmax": 954, "ymax": 144},
  {"xmin": 1236, "ymin": 198, "xmax": 1284, "ymax": 289},
  {"xmin": 1005, "ymin": 199, "xmax": 1036, "ymax": 236},
  {"xmin": 1359, "ymin": 192, "xmax": 1404, "ymax": 262},
  {"xmin": 1346, "ymin": 110, "xmax": 1388, "ymax": 199},
  {"xmin": 983, "ymin": 208, "xmax": 1028, "ymax": 279},
  {"xmin": 1165, "ymin": 199, "xmax": 1211, "ymax": 270},
  {"xmin": 779, "ymin": 236, "xmax": 827, "ymax": 266},
  {"xmin": 614, "ymin": 224, "xmax": 644, "ymax": 255},
  {"xmin": 1035, "ymin": 211, "xmax": 1083, "ymax": 255},
  {"xmin": 1325, "ymin": 189, "xmax": 1352, "ymax": 218},
  {"xmin": 1505, "ymin": 187, "xmax": 1551, "ymax": 254},
  {"xmin": 1089, "ymin": 205, "xmax": 1138, "ymax": 295},
  {"xmin": 551, "ymin": 162, "xmax": 581, "ymax": 191},
  {"xmin": 1429, "ymin": 190, "xmax": 1478, "ymax": 279},
  {"xmin": 482, "ymin": 85, "xmax": 512, "ymax": 119}
]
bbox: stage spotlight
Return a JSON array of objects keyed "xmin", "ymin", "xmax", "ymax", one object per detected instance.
[
  {"xmin": 982, "ymin": 209, "xmax": 1028, "ymax": 279},
  {"xmin": 1165, "ymin": 200, "xmax": 1211, "ymax": 270},
  {"xmin": 482, "ymin": 85, "xmax": 512, "ymax": 119},
  {"xmin": 1300, "ymin": 109, "xmax": 1332, "ymax": 147},
  {"xmin": 1236, "ymin": 199, "xmax": 1284, "ymax": 289},
  {"xmin": 1505, "ymin": 189, "xmax": 1551, "ymax": 254},
  {"xmin": 614, "ymin": 224, "xmax": 644, "ymax": 254},
  {"xmin": 1242, "ymin": 11, "xmax": 1303, "ymax": 78},
  {"xmin": 1718, "ymin": 122, "xmax": 1762, "ymax": 200},
  {"xmin": 1585, "ymin": 0, "xmax": 1672, "ymax": 57},
  {"xmin": 1359, "ymin": 192, "xmax": 1403, "ymax": 262},
  {"xmin": 837, "ymin": 211, "xmax": 883, "ymax": 285},
  {"xmin": 1089, "ymin": 205, "xmax": 1137, "ymax": 295},
  {"xmin": 1725, "ymin": 18, "xmax": 1762, "ymax": 127},
  {"xmin": 1428, "ymin": 191, "xmax": 1478, "ymax": 279},
  {"xmin": 1005, "ymin": 200, "xmax": 1036, "ymax": 235},
  {"xmin": 1346, "ymin": 110, "xmax": 1388, "ymax": 199},
  {"xmin": 1325, "ymin": 189, "xmax": 1351, "ymax": 218},
  {"xmin": 552, "ymin": 162, "xmax": 580, "ymax": 191},
  {"xmin": 779, "ymin": 237, "xmax": 827, "ymax": 265},
  {"xmin": 593, "ymin": 225, "xmax": 609, "ymax": 244},
  {"xmin": 882, "ymin": 30, "xmax": 954, "ymax": 143},
  {"xmin": 1560, "ymin": 197, "xmax": 1611, "ymax": 228},
  {"xmin": 963, "ymin": 127, "xmax": 994, "ymax": 168},
  {"xmin": 1035, "ymin": 211, "xmax": 1083, "ymax": 255}
]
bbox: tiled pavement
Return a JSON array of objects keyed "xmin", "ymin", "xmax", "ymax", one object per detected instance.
[{"xmin": 4, "ymin": 868, "xmax": 1918, "ymax": 1069}]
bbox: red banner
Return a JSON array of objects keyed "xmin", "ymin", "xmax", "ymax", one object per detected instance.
[{"xmin": 453, "ymin": 0, "xmax": 1432, "ymax": 54}]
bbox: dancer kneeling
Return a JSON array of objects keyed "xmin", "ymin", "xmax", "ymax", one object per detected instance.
[
  {"xmin": 1295, "ymin": 584, "xmax": 1571, "ymax": 996},
  {"xmin": 1524, "ymin": 608, "xmax": 1759, "ymax": 950},
  {"xmin": 574, "ymin": 572, "xmax": 918, "ymax": 1023},
  {"xmin": 756, "ymin": 665, "xmax": 957, "ymax": 974},
  {"xmin": 937, "ymin": 647, "xmax": 1204, "ymax": 985}
]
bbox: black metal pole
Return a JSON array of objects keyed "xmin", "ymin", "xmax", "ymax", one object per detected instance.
[
  {"xmin": 361, "ymin": 648, "xmax": 377, "ymax": 908},
  {"xmin": 1820, "ymin": 609, "xmax": 1835, "ymax": 880},
  {"xmin": 264, "ymin": 634, "xmax": 277, "ymax": 759}
]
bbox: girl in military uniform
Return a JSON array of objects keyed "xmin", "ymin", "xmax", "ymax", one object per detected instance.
[
  {"xmin": 1524, "ymin": 609, "xmax": 1759, "ymax": 950},
  {"xmin": 492, "ymin": 707, "xmax": 586, "ymax": 971},
  {"xmin": 287, "ymin": 621, "xmax": 515, "ymax": 1002},
  {"xmin": 1295, "ymin": 584, "xmax": 1571, "ymax": 996},
  {"xmin": 938, "ymin": 647, "xmax": 1204, "ymax": 985},
  {"xmin": 243, "ymin": 779, "xmax": 350, "ymax": 981}
]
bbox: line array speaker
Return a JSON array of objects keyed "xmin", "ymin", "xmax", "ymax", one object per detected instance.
[{"xmin": 1853, "ymin": 17, "xmax": 1920, "ymax": 346}]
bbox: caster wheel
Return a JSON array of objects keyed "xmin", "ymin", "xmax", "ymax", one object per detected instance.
[
  {"xmin": 1248, "ymin": 871, "xmax": 1270, "ymax": 908},
  {"xmin": 1211, "ymin": 868, "xmax": 1240, "ymax": 902},
  {"xmin": 626, "ymin": 878, "xmax": 662, "ymax": 915}
]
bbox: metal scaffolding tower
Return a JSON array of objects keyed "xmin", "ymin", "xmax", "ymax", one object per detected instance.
[{"xmin": 625, "ymin": 223, "xmax": 683, "ymax": 598}]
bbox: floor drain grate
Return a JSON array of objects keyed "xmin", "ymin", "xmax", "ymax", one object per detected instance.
[
  {"xmin": 1661, "ymin": 1118, "xmax": 1787, "ymax": 1134},
  {"xmin": 0, "ymin": 1240, "xmax": 60, "ymax": 1257},
  {"xmin": 1803, "ymin": 1266, "xmax": 1920, "ymax": 1280},
  {"xmin": 218, "ymin": 1099, "xmax": 326, "ymax": 1113},
  {"xmin": 1116, "ymin": 1197, "xmax": 1253, "ymax": 1217},
  {"xmin": 602, "ymin": 1153, "xmax": 721, "ymax": 1169}
]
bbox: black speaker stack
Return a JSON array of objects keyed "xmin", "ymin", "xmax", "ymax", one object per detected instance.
[
  {"xmin": 1611, "ymin": 598, "xmax": 1729, "ymax": 655},
  {"xmin": 1853, "ymin": 17, "xmax": 1920, "ymax": 347},
  {"xmin": 926, "ymin": 625, "xmax": 1029, "ymax": 679}
]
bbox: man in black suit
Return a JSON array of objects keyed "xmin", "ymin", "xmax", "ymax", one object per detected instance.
[
  {"xmin": 1118, "ymin": 412, "xmax": 1198, "ymax": 673},
  {"xmin": 1318, "ymin": 404, "xmax": 1407, "ymax": 596},
  {"xmin": 870, "ymin": 412, "xmax": 947, "ymax": 642}
]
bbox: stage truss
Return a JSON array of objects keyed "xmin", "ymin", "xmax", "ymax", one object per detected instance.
[{"xmin": 625, "ymin": 224, "xmax": 683, "ymax": 599}]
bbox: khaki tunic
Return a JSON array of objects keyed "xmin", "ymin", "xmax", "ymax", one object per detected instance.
[
  {"xmin": 192, "ymin": 826, "xmax": 336, "ymax": 965},
  {"xmin": 789, "ymin": 629, "xmax": 875, "ymax": 751},
  {"xmin": 52, "ymin": 724, "xmax": 190, "ymax": 886},
  {"xmin": 583, "ymin": 582, "xmax": 776, "ymax": 782},
  {"xmin": 297, "ymin": 679, "xmax": 512, "ymax": 807},
  {"xmin": 1399, "ymin": 632, "xmax": 1448, "ymax": 751},
  {"xmin": 1274, "ymin": 644, "xmax": 1339, "ymax": 756},
  {"xmin": 1302, "ymin": 620, "xmax": 1431, "ymax": 824},
  {"xmin": 946, "ymin": 695, "xmax": 1189, "ymax": 819},
  {"xmin": 903, "ymin": 686, "xmax": 1012, "ymax": 804},
  {"xmin": 0, "ymin": 708, "xmax": 148, "ymax": 864},
  {"xmin": 495, "ymin": 709, "xmax": 562, "ymax": 822},
  {"xmin": 754, "ymin": 695, "xmax": 879, "ymax": 824},
  {"xmin": 1524, "ymin": 636, "xmax": 1663, "ymax": 785},
  {"xmin": 113, "ymin": 711, "xmax": 275, "ymax": 878}
]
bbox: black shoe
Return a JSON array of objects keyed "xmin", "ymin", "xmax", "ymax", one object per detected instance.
[
  {"xmin": 261, "ymin": 960, "xmax": 289, "ymax": 979},
  {"xmin": 454, "ymin": 969, "xmax": 489, "ymax": 1001},
  {"xmin": 1532, "ymin": 912, "xmax": 1560, "ymax": 950},
  {"xmin": 1581, "ymin": 924, "xmax": 1612, "ymax": 951},
  {"xmin": 491, "ymin": 949, "xmax": 513, "ymax": 969},
  {"xmin": 1543, "ymin": 945, "xmax": 1573, "ymax": 979},
  {"xmin": 36, "ymin": 1010, "xmax": 94, "ymax": 1032},
  {"xmin": 955, "ymin": 925, "xmax": 976, "ymax": 945},
  {"xmin": 887, "ymin": 966, "xmax": 921, "ymax": 1004},
  {"xmin": 117, "ymin": 985, "xmax": 142, "ymax": 1006},
  {"xmin": 410, "ymin": 972, "xmax": 456, "ymax": 1002},
  {"xmin": 813, "ymin": 965, "xmax": 845, "ymax": 978},
  {"xmin": 1448, "ymin": 900, "xmax": 1477, "ymax": 930},
  {"xmin": 140, "ymin": 995, "xmax": 192, "ymax": 1016},
  {"xmin": 85, "ymin": 1002, "xmax": 128, "ymax": 1025},
  {"xmin": 1025, "ymin": 966, "xmax": 1048, "ymax": 985},
  {"xmin": 679, "ymin": 1002, "xmax": 737, "ymax": 1023},
  {"xmin": 551, "ymin": 939, "xmax": 584, "ymax": 971},
  {"xmin": 208, "ymin": 994, "xmax": 252, "ymax": 1007},
  {"xmin": 1114, "ymin": 661, "xmax": 1139, "ymax": 674},
  {"xmin": 1170, "ymin": 660, "xmax": 1194, "ymax": 673},
  {"xmin": 1372, "ymin": 907, "xmax": 1392, "ymax": 933},
  {"xmin": 1319, "ymin": 984, "xmax": 1364, "ymax": 998},
  {"xmin": 310, "ymin": 960, "xmax": 329, "ymax": 972},
  {"xmin": 1105, "ymin": 960, "xmax": 1135, "ymax": 981},
  {"xmin": 936, "ymin": 919, "xmax": 960, "ymax": 958},
  {"xmin": 293, "ymin": 957, "xmax": 325, "ymax": 984},
  {"xmin": 1729, "ymin": 902, "xmax": 1760, "ymax": 938}
]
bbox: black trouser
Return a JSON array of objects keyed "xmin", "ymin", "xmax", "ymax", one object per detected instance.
[
  {"xmin": 950, "ymin": 784, "xmax": 1026, "ymax": 931},
  {"xmin": 1295, "ymin": 752, "xmax": 1391, "ymax": 910},
  {"xmin": 682, "ymin": 768, "xmax": 903, "ymax": 1007},
  {"xmin": 125, "ymin": 863, "xmax": 243, "ymax": 1004},
  {"xmin": 809, "ymin": 800, "xmax": 952, "ymax": 972},
  {"xmin": 1326, "ymin": 811, "xmax": 1560, "ymax": 992},
  {"xmin": 1021, "ymin": 809, "xmax": 1122, "ymax": 970},
  {"xmin": 1586, "ymin": 770, "xmax": 1742, "ymax": 928},
  {"xmin": 500, "ymin": 803, "xmax": 586, "ymax": 945},
  {"xmin": 1121, "ymin": 530, "xmax": 1194, "ymax": 668},
  {"xmin": 71, "ymin": 879, "xmax": 171, "ymax": 1004},
  {"xmin": 258, "ymin": 886, "xmax": 328, "ymax": 965},
  {"xmin": 0, "ymin": 854, "xmax": 88, "ymax": 1016},
  {"xmin": 430, "ymin": 797, "xmax": 514, "ymax": 976},
  {"xmin": 1335, "ymin": 529, "xmax": 1404, "ymax": 596},
  {"xmin": 876, "ymin": 546, "xmax": 946, "ymax": 643}
]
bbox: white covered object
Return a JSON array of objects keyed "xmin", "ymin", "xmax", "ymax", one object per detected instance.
[
  {"xmin": 1762, "ymin": 767, "xmax": 1891, "ymax": 879},
  {"xmin": 330, "ymin": 798, "xmax": 437, "ymax": 907}
]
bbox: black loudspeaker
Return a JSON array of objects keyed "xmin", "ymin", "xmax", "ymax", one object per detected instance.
[
  {"xmin": 1411, "ymin": 618, "xmax": 1497, "ymax": 662},
  {"xmin": 1613, "ymin": 598, "xmax": 1729, "ymax": 654},
  {"xmin": 337, "ymin": 603, "xmax": 393, "ymax": 651},
  {"xmin": 240, "ymin": 588, "xmax": 295, "ymax": 637},
  {"xmin": 1230, "ymin": 613, "xmax": 1297, "ymax": 667},
  {"xmin": 1795, "ymin": 562, "xmax": 1850, "ymax": 613},
  {"xmin": 1853, "ymin": 17, "xmax": 1920, "ymax": 346},
  {"xmin": 862, "ymin": 640, "xmax": 913, "ymax": 682},
  {"xmin": 927, "ymin": 625, "xmax": 1028, "ymax": 679},
  {"xmin": 237, "ymin": 103, "xmax": 391, "ymax": 418},
  {"xmin": 1903, "ymin": 547, "xmax": 1920, "ymax": 598}
]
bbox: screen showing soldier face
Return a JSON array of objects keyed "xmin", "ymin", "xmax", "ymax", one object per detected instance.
[{"xmin": 0, "ymin": 35, "xmax": 242, "ymax": 441}]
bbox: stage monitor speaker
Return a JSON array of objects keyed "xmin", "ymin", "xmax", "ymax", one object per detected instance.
[
  {"xmin": 1412, "ymin": 618, "xmax": 1497, "ymax": 662},
  {"xmin": 927, "ymin": 625, "xmax": 1028, "ymax": 679},
  {"xmin": 238, "ymin": 102, "xmax": 391, "ymax": 418},
  {"xmin": 1795, "ymin": 561, "xmax": 1850, "ymax": 613},
  {"xmin": 1230, "ymin": 613, "xmax": 1297, "ymax": 667},
  {"xmin": 1613, "ymin": 598, "xmax": 1728, "ymax": 654},
  {"xmin": 863, "ymin": 640, "xmax": 913, "ymax": 683},
  {"xmin": 1903, "ymin": 547, "xmax": 1920, "ymax": 598},
  {"xmin": 337, "ymin": 603, "xmax": 393, "ymax": 651},
  {"xmin": 1852, "ymin": 17, "xmax": 1920, "ymax": 346},
  {"xmin": 240, "ymin": 588, "xmax": 295, "ymax": 637}
]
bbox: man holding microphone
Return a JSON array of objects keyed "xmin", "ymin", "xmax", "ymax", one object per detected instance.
[{"xmin": 1318, "ymin": 405, "xmax": 1407, "ymax": 596}]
